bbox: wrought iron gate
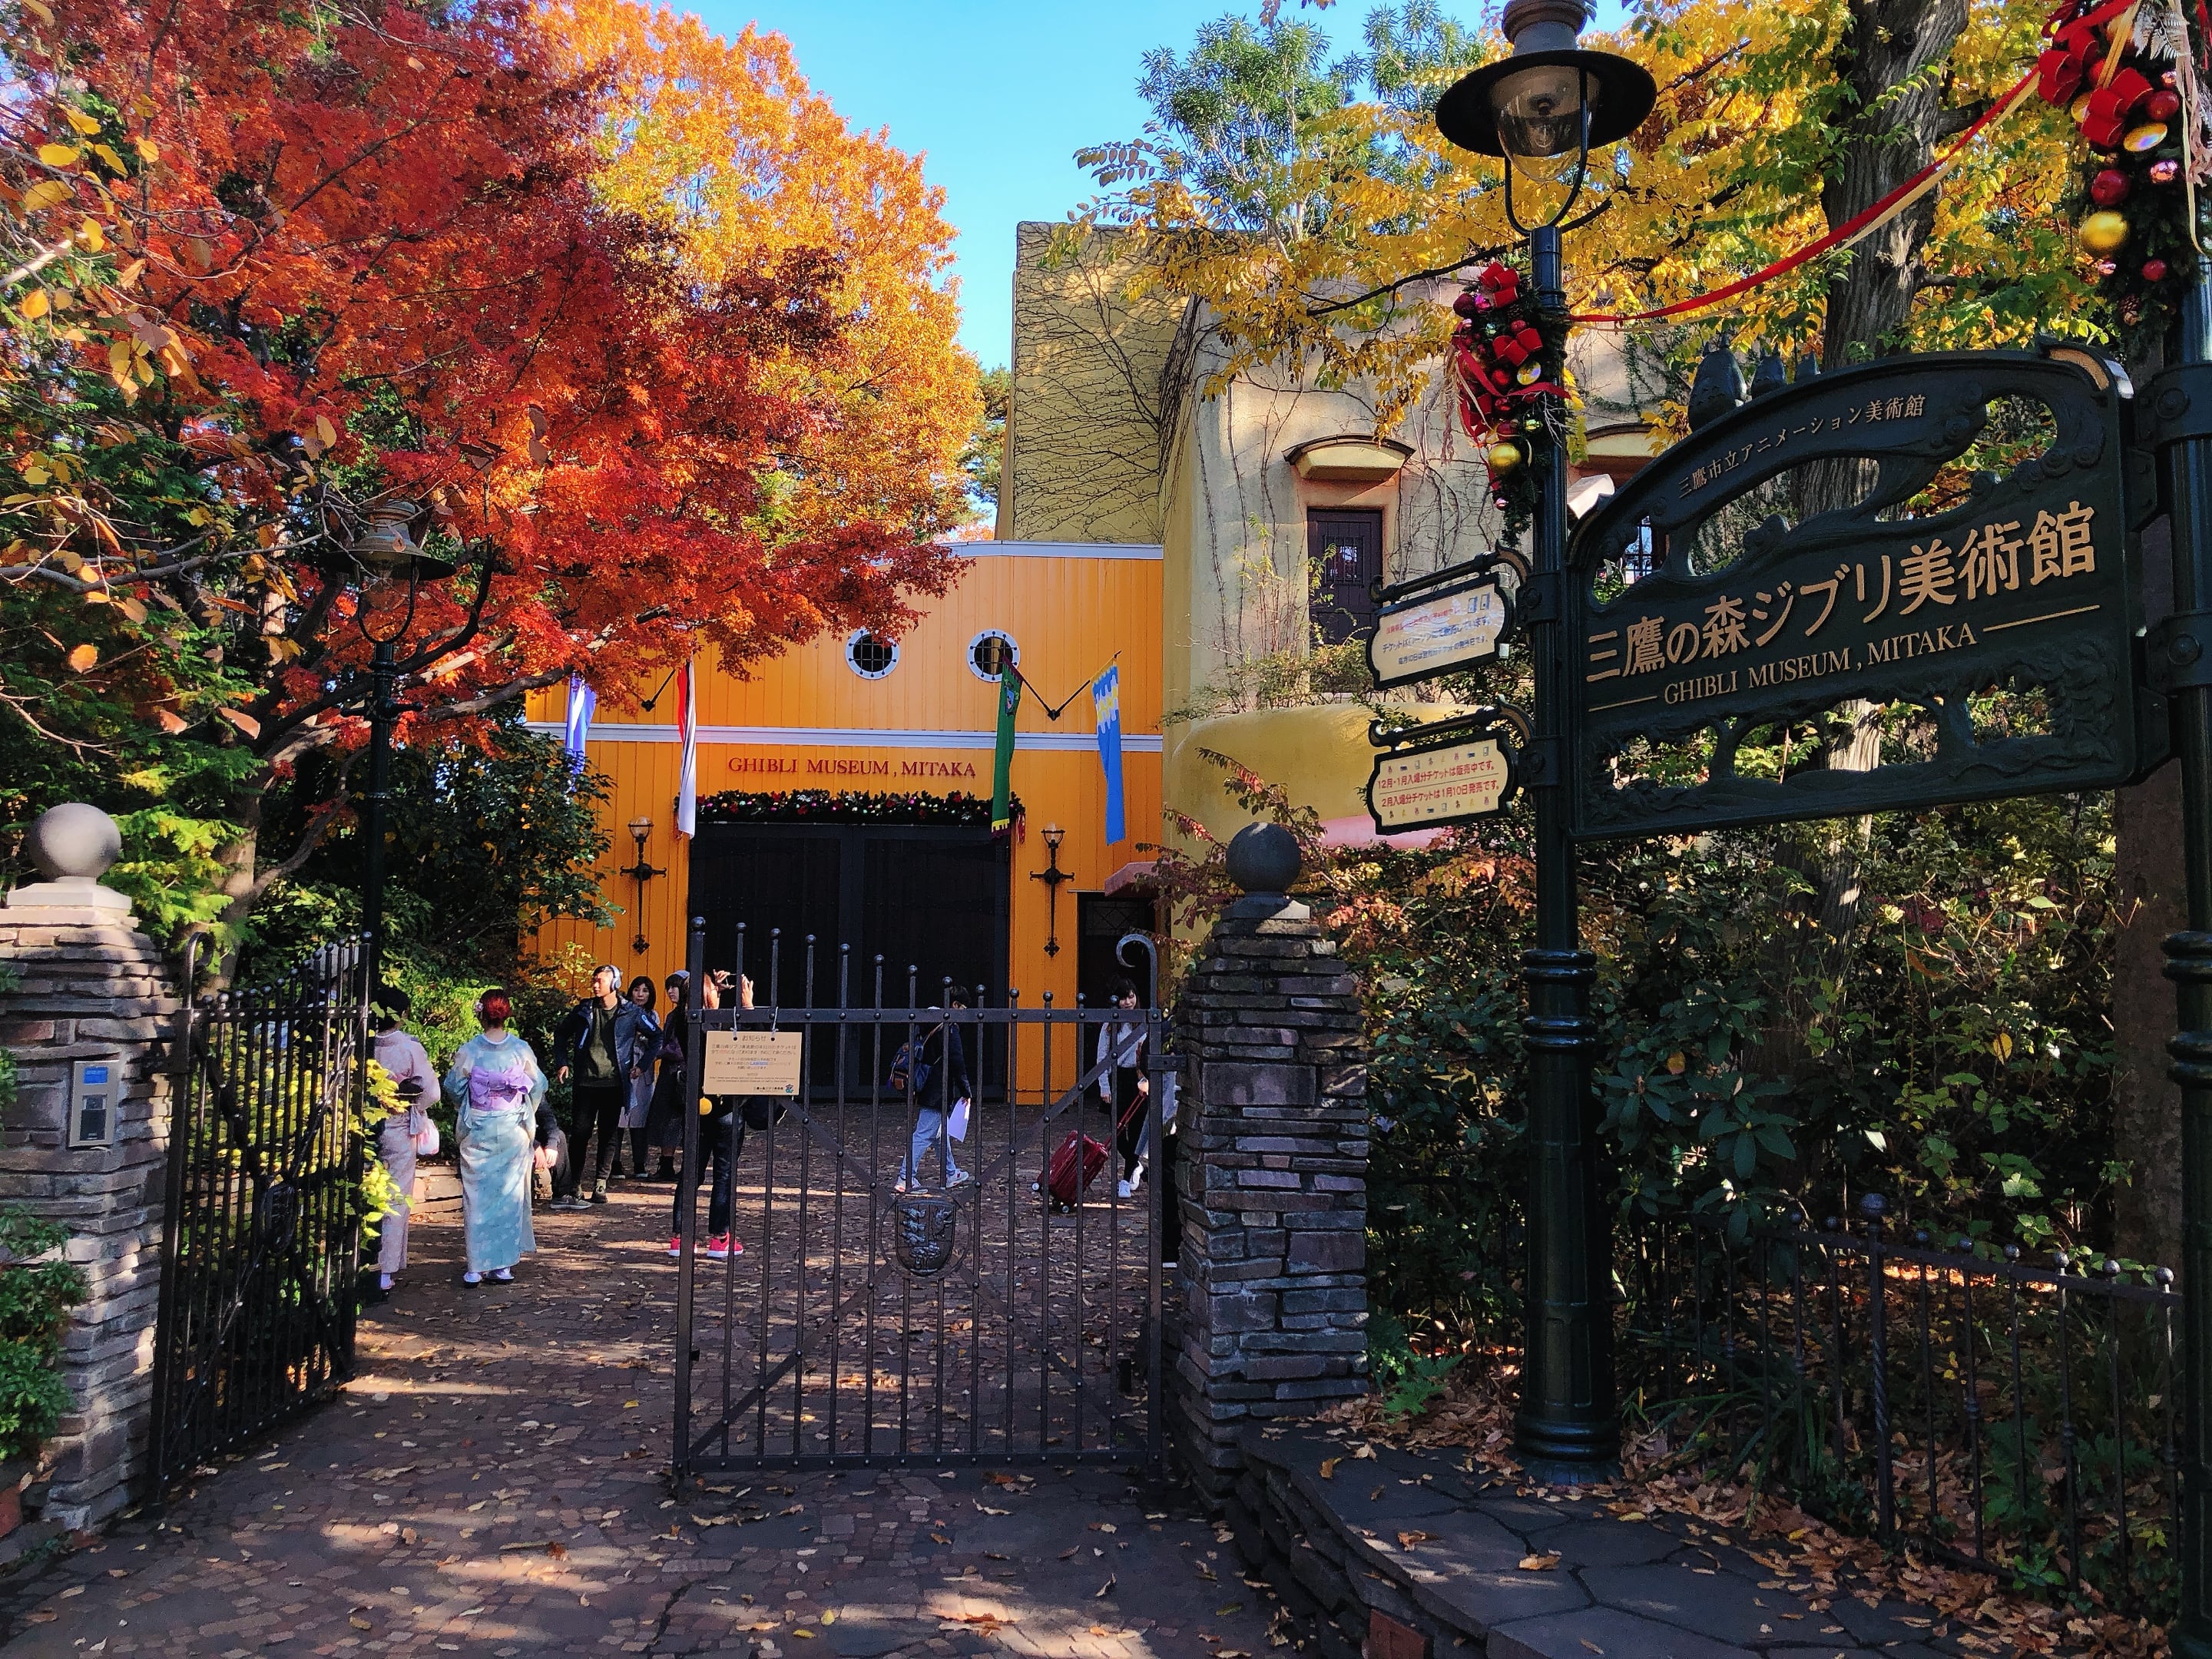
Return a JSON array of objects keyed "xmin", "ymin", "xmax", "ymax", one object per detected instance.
[
  {"xmin": 673, "ymin": 919, "xmax": 1167, "ymax": 1475},
  {"xmin": 148, "ymin": 938, "xmax": 371, "ymax": 1490}
]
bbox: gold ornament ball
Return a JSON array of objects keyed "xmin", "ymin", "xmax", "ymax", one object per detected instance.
[
  {"xmin": 1487, "ymin": 441, "xmax": 1524, "ymax": 472},
  {"xmin": 2080, "ymin": 210, "xmax": 2131, "ymax": 254}
]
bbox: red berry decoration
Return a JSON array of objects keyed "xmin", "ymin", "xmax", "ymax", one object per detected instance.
[
  {"xmin": 2147, "ymin": 88, "xmax": 2183, "ymax": 121},
  {"xmin": 2091, "ymin": 167, "xmax": 2131, "ymax": 205},
  {"xmin": 2144, "ymin": 257, "xmax": 2171, "ymax": 280}
]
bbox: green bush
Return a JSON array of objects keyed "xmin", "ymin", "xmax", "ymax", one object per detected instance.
[{"xmin": 0, "ymin": 1208, "xmax": 87, "ymax": 1465}]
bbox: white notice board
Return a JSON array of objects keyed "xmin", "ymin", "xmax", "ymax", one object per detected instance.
[{"xmin": 702, "ymin": 1030, "xmax": 805, "ymax": 1097}]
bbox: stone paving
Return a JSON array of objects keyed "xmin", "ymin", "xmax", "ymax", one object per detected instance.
[{"xmin": 0, "ymin": 1179, "xmax": 1278, "ymax": 1659}]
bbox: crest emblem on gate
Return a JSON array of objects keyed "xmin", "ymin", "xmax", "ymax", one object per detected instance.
[{"xmin": 892, "ymin": 1192, "xmax": 959, "ymax": 1276}]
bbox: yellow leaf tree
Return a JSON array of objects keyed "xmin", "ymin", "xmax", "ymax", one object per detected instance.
[{"xmin": 551, "ymin": 0, "xmax": 982, "ymax": 553}]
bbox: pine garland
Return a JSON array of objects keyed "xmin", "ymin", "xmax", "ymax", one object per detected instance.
[{"xmin": 697, "ymin": 788, "xmax": 1022, "ymax": 827}]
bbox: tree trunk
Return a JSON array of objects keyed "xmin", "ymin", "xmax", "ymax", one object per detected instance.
[{"xmin": 1747, "ymin": 0, "xmax": 1971, "ymax": 1097}]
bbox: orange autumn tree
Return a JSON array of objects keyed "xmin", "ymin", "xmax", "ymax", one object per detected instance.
[
  {"xmin": 551, "ymin": 0, "xmax": 980, "ymax": 548},
  {"xmin": 0, "ymin": 0, "xmax": 969, "ymax": 935}
]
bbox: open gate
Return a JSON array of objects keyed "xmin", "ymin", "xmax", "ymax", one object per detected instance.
[
  {"xmin": 672, "ymin": 919, "xmax": 1167, "ymax": 1476},
  {"xmin": 148, "ymin": 938, "xmax": 370, "ymax": 1491}
]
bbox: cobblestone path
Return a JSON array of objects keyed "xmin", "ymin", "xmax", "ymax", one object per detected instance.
[{"xmin": 0, "ymin": 1179, "xmax": 1278, "ymax": 1659}]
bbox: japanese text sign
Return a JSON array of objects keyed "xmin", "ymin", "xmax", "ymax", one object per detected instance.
[
  {"xmin": 1366, "ymin": 555, "xmax": 1522, "ymax": 688},
  {"xmin": 1366, "ymin": 715, "xmax": 1522, "ymax": 833},
  {"xmin": 704, "ymin": 1030, "xmax": 805, "ymax": 1098},
  {"xmin": 1567, "ymin": 349, "xmax": 2158, "ymax": 838}
]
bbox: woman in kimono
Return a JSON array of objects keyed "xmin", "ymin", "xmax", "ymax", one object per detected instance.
[
  {"xmin": 442, "ymin": 988, "xmax": 547, "ymax": 1286},
  {"xmin": 369, "ymin": 986, "xmax": 438, "ymax": 1295}
]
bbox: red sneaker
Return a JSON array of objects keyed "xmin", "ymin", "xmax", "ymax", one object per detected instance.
[
  {"xmin": 704, "ymin": 1234, "xmax": 740, "ymax": 1260},
  {"xmin": 665, "ymin": 1236, "xmax": 681, "ymax": 1257}
]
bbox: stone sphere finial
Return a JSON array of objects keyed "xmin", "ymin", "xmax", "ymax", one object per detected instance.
[
  {"xmin": 1226, "ymin": 823, "xmax": 1300, "ymax": 897},
  {"xmin": 28, "ymin": 803, "xmax": 122, "ymax": 881}
]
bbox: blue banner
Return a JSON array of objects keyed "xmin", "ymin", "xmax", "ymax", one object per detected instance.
[
  {"xmin": 1092, "ymin": 663, "xmax": 1125, "ymax": 846},
  {"xmin": 563, "ymin": 675, "xmax": 596, "ymax": 775}
]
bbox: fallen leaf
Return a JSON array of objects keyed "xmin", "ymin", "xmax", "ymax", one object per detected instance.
[
  {"xmin": 1089, "ymin": 1522, "xmax": 1117, "ymax": 1533},
  {"xmin": 1217, "ymin": 1602, "xmax": 1244, "ymax": 1615},
  {"xmin": 350, "ymin": 1616, "xmax": 373, "ymax": 1631},
  {"xmin": 1518, "ymin": 1554, "xmax": 1561, "ymax": 1572},
  {"xmin": 1396, "ymin": 1532, "xmax": 1435, "ymax": 1550},
  {"xmin": 793, "ymin": 1631, "xmax": 815, "ymax": 1639},
  {"xmin": 1318, "ymin": 1458, "xmax": 1339, "ymax": 1479},
  {"xmin": 974, "ymin": 1501, "xmax": 1009, "ymax": 1515},
  {"xmin": 1059, "ymin": 1547, "xmax": 1079, "ymax": 1561},
  {"xmin": 1095, "ymin": 1574, "xmax": 1117, "ymax": 1598}
]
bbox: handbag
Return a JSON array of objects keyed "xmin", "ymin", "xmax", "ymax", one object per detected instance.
[
  {"xmin": 947, "ymin": 1094, "xmax": 971, "ymax": 1143},
  {"xmin": 410, "ymin": 1120, "xmax": 440, "ymax": 1158}
]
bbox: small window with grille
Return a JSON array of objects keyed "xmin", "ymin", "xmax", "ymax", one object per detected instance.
[
  {"xmin": 846, "ymin": 630, "xmax": 899, "ymax": 680},
  {"xmin": 967, "ymin": 630, "xmax": 1019, "ymax": 681},
  {"xmin": 1308, "ymin": 508, "xmax": 1382, "ymax": 644}
]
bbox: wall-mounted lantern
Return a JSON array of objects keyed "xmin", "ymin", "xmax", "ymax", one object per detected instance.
[
  {"xmin": 1030, "ymin": 824, "xmax": 1071, "ymax": 957},
  {"xmin": 621, "ymin": 816, "xmax": 664, "ymax": 955}
]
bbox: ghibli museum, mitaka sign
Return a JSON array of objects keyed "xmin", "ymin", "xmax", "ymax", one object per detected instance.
[
  {"xmin": 1566, "ymin": 347, "xmax": 2158, "ymax": 838},
  {"xmin": 1367, "ymin": 551, "xmax": 1525, "ymax": 689}
]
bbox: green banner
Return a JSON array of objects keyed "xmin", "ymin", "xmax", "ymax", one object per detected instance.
[{"xmin": 990, "ymin": 664, "xmax": 1022, "ymax": 831}]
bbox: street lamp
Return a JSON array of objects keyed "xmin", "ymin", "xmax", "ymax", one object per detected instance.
[
  {"xmin": 1435, "ymin": 0, "xmax": 1653, "ymax": 1484},
  {"xmin": 1030, "ymin": 824, "xmax": 1071, "ymax": 957},
  {"xmin": 349, "ymin": 499, "xmax": 455, "ymax": 993},
  {"xmin": 621, "ymin": 816, "xmax": 664, "ymax": 956}
]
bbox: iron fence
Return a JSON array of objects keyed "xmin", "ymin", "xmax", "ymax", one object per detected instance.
[
  {"xmin": 148, "ymin": 937, "xmax": 371, "ymax": 1494},
  {"xmin": 672, "ymin": 922, "xmax": 1168, "ymax": 1479},
  {"xmin": 1623, "ymin": 1195, "xmax": 2179, "ymax": 1620}
]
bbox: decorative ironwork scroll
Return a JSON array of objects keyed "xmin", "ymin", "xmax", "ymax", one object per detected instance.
[{"xmin": 1567, "ymin": 347, "xmax": 2163, "ymax": 839}]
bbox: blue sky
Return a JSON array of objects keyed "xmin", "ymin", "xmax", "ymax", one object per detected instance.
[{"xmin": 693, "ymin": 0, "xmax": 1632, "ymax": 371}]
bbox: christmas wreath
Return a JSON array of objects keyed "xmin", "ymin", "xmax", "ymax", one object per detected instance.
[
  {"xmin": 2041, "ymin": 0, "xmax": 2212, "ymax": 351},
  {"xmin": 1446, "ymin": 258, "xmax": 1581, "ymax": 551},
  {"xmin": 697, "ymin": 788, "xmax": 1023, "ymax": 828}
]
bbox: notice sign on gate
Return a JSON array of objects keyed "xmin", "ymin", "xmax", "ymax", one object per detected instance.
[
  {"xmin": 1366, "ymin": 715, "xmax": 1521, "ymax": 833},
  {"xmin": 704, "ymin": 1030, "xmax": 805, "ymax": 1096}
]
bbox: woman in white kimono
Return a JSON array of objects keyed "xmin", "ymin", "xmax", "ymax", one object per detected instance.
[
  {"xmin": 370, "ymin": 988, "xmax": 438, "ymax": 1293},
  {"xmin": 442, "ymin": 988, "xmax": 547, "ymax": 1286}
]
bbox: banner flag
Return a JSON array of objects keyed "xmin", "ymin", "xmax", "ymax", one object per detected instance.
[
  {"xmin": 990, "ymin": 663, "xmax": 1022, "ymax": 832},
  {"xmin": 674, "ymin": 661, "xmax": 698, "ymax": 839},
  {"xmin": 1092, "ymin": 662, "xmax": 1126, "ymax": 845},
  {"xmin": 562, "ymin": 676, "xmax": 596, "ymax": 775}
]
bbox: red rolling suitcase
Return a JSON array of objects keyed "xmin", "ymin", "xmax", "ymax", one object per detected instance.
[{"xmin": 1047, "ymin": 1131, "xmax": 1108, "ymax": 1208}]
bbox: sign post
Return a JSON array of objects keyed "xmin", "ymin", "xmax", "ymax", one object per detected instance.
[{"xmin": 2154, "ymin": 281, "xmax": 2212, "ymax": 1659}]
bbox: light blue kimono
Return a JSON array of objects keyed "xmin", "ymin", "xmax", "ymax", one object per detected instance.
[{"xmin": 443, "ymin": 1031, "xmax": 547, "ymax": 1274}]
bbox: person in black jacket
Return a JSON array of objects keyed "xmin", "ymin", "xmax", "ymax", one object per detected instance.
[
  {"xmin": 670, "ymin": 970, "xmax": 751, "ymax": 1261},
  {"xmin": 896, "ymin": 989, "xmax": 972, "ymax": 1192},
  {"xmin": 551, "ymin": 965, "xmax": 654, "ymax": 1207}
]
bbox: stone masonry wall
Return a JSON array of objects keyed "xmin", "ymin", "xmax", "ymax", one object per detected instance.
[
  {"xmin": 1171, "ymin": 891, "xmax": 1368, "ymax": 1496},
  {"xmin": 0, "ymin": 910, "xmax": 176, "ymax": 1528}
]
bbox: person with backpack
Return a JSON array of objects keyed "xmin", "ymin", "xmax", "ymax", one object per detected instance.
[
  {"xmin": 551, "ymin": 963, "xmax": 653, "ymax": 1207},
  {"xmin": 896, "ymin": 989, "xmax": 972, "ymax": 1193}
]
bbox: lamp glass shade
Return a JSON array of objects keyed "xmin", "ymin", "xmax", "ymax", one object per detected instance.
[
  {"xmin": 1491, "ymin": 61, "xmax": 1589, "ymax": 184},
  {"xmin": 628, "ymin": 817, "xmax": 652, "ymax": 840}
]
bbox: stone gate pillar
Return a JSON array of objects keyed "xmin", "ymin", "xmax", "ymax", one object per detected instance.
[
  {"xmin": 1171, "ymin": 825, "xmax": 1369, "ymax": 1498},
  {"xmin": 0, "ymin": 805, "xmax": 177, "ymax": 1528}
]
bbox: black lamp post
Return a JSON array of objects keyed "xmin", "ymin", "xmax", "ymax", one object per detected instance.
[
  {"xmin": 1436, "ymin": 0, "xmax": 1654, "ymax": 1483},
  {"xmin": 349, "ymin": 500, "xmax": 454, "ymax": 994},
  {"xmin": 622, "ymin": 816, "xmax": 664, "ymax": 955},
  {"xmin": 1031, "ymin": 824, "xmax": 1071, "ymax": 957}
]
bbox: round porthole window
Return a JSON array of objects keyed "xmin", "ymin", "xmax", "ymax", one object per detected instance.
[
  {"xmin": 846, "ymin": 630, "xmax": 899, "ymax": 680},
  {"xmin": 967, "ymin": 630, "xmax": 1019, "ymax": 682}
]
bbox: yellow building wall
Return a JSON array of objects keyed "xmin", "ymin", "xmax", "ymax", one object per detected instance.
[
  {"xmin": 526, "ymin": 550, "xmax": 1164, "ymax": 1046},
  {"xmin": 998, "ymin": 223, "xmax": 1185, "ymax": 545}
]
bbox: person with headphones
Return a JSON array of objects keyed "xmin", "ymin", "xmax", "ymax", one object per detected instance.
[{"xmin": 442, "ymin": 988, "xmax": 548, "ymax": 1286}]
